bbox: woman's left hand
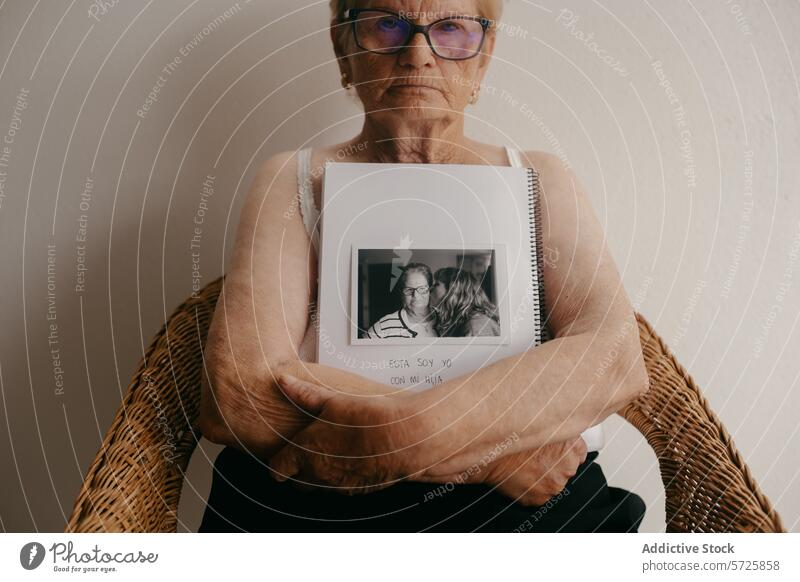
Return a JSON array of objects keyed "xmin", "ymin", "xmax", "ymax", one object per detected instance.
[{"xmin": 267, "ymin": 374, "xmax": 431, "ymax": 494}]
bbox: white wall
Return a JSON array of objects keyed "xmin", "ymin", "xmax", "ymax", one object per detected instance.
[{"xmin": 0, "ymin": 0, "xmax": 797, "ymax": 532}]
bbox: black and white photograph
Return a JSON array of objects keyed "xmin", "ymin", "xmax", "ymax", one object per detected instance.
[{"xmin": 353, "ymin": 247, "xmax": 507, "ymax": 343}]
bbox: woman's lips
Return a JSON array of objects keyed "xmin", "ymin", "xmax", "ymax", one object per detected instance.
[
  {"xmin": 389, "ymin": 85, "xmax": 442, "ymax": 99},
  {"xmin": 390, "ymin": 84, "xmax": 439, "ymax": 92}
]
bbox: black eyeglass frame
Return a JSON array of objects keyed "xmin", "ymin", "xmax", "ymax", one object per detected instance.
[
  {"xmin": 342, "ymin": 8, "xmax": 493, "ymax": 61},
  {"xmin": 401, "ymin": 285, "xmax": 431, "ymax": 296}
]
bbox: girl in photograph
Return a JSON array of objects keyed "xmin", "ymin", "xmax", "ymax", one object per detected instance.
[{"xmin": 429, "ymin": 267, "xmax": 501, "ymax": 337}]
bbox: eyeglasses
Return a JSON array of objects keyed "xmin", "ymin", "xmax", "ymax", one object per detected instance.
[
  {"xmin": 401, "ymin": 285, "xmax": 430, "ymax": 297},
  {"xmin": 342, "ymin": 8, "xmax": 492, "ymax": 61}
]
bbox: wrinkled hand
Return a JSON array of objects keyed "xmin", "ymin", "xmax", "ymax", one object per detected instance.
[
  {"xmin": 416, "ymin": 436, "xmax": 588, "ymax": 507},
  {"xmin": 486, "ymin": 437, "xmax": 588, "ymax": 506},
  {"xmin": 198, "ymin": 349, "xmax": 396, "ymax": 461},
  {"xmin": 267, "ymin": 374, "xmax": 425, "ymax": 495}
]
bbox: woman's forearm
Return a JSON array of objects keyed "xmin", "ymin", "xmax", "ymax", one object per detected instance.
[
  {"xmin": 407, "ymin": 329, "xmax": 648, "ymax": 476},
  {"xmin": 273, "ymin": 359, "xmax": 400, "ymax": 398},
  {"xmin": 268, "ymin": 323, "xmax": 648, "ymax": 480}
]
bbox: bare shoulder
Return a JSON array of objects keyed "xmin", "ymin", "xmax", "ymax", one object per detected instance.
[
  {"xmin": 249, "ymin": 150, "xmax": 299, "ymax": 204},
  {"xmin": 518, "ymin": 151, "xmax": 624, "ymax": 338},
  {"xmin": 226, "ymin": 149, "xmax": 313, "ymax": 277},
  {"xmin": 520, "ymin": 150, "xmax": 591, "ymax": 223},
  {"xmin": 233, "ymin": 150, "xmax": 305, "ymax": 233},
  {"xmin": 520, "ymin": 151, "xmax": 578, "ymax": 194},
  {"xmin": 519, "ymin": 150, "xmax": 562, "ymax": 168},
  {"xmin": 518, "ymin": 150, "xmax": 591, "ymax": 236}
]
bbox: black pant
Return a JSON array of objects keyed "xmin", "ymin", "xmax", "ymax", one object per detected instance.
[{"xmin": 199, "ymin": 447, "xmax": 646, "ymax": 533}]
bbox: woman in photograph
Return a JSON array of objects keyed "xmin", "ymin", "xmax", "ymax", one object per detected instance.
[
  {"xmin": 197, "ymin": 0, "xmax": 649, "ymax": 532},
  {"xmin": 429, "ymin": 267, "xmax": 501, "ymax": 337},
  {"xmin": 363, "ymin": 263, "xmax": 438, "ymax": 339}
]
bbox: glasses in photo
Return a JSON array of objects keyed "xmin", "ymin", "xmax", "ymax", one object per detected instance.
[
  {"xmin": 342, "ymin": 8, "xmax": 492, "ymax": 61},
  {"xmin": 401, "ymin": 285, "xmax": 431, "ymax": 296}
]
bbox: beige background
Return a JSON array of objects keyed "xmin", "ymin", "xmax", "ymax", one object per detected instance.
[{"xmin": 0, "ymin": 0, "xmax": 798, "ymax": 533}]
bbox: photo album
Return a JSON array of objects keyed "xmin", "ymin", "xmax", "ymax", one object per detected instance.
[{"xmin": 317, "ymin": 161, "xmax": 604, "ymax": 451}]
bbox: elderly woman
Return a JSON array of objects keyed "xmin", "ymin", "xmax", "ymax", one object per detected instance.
[
  {"xmin": 364, "ymin": 263, "xmax": 438, "ymax": 339},
  {"xmin": 430, "ymin": 267, "xmax": 500, "ymax": 337},
  {"xmin": 198, "ymin": 0, "xmax": 649, "ymax": 532}
]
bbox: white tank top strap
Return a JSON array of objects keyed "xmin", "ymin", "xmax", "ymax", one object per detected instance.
[
  {"xmin": 296, "ymin": 146, "xmax": 320, "ymax": 251},
  {"xmin": 504, "ymin": 145, "xmax": 524, "ymax": 168},
  {"xmin": 296, "ymin": 147, "xmax": 320, "ymax": 363}
]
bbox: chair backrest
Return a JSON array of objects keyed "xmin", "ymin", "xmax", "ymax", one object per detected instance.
[
  {"xmin": 624, "ymin": 314, "xmax": 785, "ymax": 532},
  {"xmin": 66, "ymin": 278, "xmax": 223, "ymax": 532}
]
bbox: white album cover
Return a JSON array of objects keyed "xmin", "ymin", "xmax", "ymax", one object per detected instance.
[{"xmin": 317, "ymin": 161, "xmax": 604, "ymax": 451}]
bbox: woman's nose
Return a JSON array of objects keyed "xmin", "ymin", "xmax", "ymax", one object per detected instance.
[{"xmin": 397, "ymin": 31, "xmax": 436, "ymax": 67}]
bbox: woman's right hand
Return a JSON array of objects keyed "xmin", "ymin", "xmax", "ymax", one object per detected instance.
[
  {"xmin": 413, "ymin": 436, "xmax": 587, "ymax": 507},
  {"xmin": 486, "ymin": 437, "xmax": 588, "ymax": 506}
]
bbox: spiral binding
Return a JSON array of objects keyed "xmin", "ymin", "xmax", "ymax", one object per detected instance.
[{"xmin": 526, "ymin": 167, "xmax": 551, "ymax": 345}]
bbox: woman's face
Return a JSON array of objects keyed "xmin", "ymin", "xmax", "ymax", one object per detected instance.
[
  {"xmin": 428, "ymin": 278, "xmax": 447, "ymax": 307},
  {"xmin": 402, "ymin": 271, "xmax": 431, "ymax": 311},
  {"xmin": 334, "ymin": 0, "xmax": 495, "ymax": 118}
]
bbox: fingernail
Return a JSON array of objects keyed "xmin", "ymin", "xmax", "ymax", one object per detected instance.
[{"xmin": 280, "ymin": 373, "xmax": 297, "ymax": 384}]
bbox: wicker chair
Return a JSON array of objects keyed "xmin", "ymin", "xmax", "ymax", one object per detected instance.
[{"xmin": 65, "ymin": 276, "xmax": 786, "ymax": 532}]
